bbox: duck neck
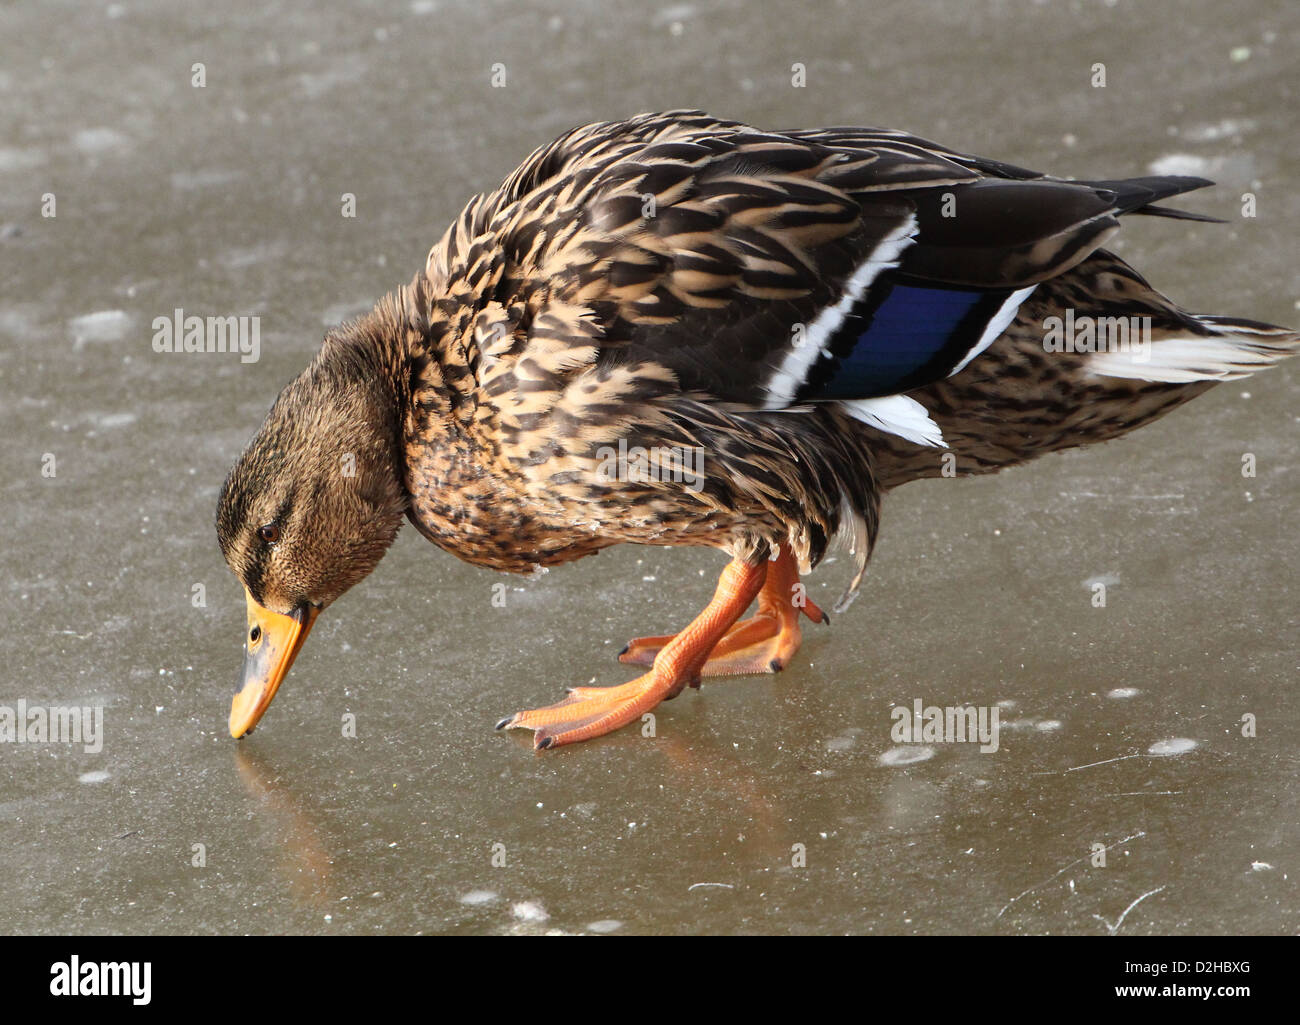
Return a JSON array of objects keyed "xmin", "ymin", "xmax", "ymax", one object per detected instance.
[{"xmin": 313, "ymin": 289, "xmax": 422, "ymax": 496}]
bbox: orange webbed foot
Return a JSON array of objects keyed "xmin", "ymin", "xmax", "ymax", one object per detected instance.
[
  {"xmin": 496, "ymin": 671, "xmax": 686, "ymax": 750},
  {"xmin": 496, "ymin": 557, "xmax": 768, "ymax": 749},
  {"xmin": 619, "ymin": 548, "xmax": 826, "ymax": 676}
]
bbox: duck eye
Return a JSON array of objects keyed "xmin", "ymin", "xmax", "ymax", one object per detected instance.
[
  {"xmin": 258, "ymin": 523, "xmax": 280, "ymax": 543},
  {"xmin": 249, "ymin": 624, "xmax": 262, "ymax": 644}
]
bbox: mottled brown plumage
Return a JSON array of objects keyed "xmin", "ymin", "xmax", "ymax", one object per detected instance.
[{"xmin": 216, "ymin": 110, "xmax": 1297, "ymax": 748}]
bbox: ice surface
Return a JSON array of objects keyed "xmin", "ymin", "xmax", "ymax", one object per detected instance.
[{"xmin": 2, "ymin": 0, "xmax": 1296, "ymax": 937}]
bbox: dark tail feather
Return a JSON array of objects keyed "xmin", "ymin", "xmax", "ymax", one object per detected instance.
[
  {"xmin": 1128, "ymin": 203, "xmax": 1224, "ymax": 223},
  {"xmin": 1078, "ymin": 175, "xmax": 1225, "ymax": 222}
]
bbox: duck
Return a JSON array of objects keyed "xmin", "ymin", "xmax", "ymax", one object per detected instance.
[{"xmin": 216, "ymin": 110, "xmax": 1298, "ymax": 750}]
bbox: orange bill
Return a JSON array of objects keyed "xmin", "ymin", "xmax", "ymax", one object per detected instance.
[{"xmin": 229, "ymin": 589, "xmax": 320, "ymax": 738}]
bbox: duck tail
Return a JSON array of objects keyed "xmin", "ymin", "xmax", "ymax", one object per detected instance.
[
  {"xmin": 1088, "ymin": 313, "xmax": 1300, "ymax": 384},
  {"xmin": 1072, "ymin": 175, "xmax": 1226, "ymax": 223},
  {"xmin": 861, "ymin": 249, "xmax": 1298, "ymax": 491}
]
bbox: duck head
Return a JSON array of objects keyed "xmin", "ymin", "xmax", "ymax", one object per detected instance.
[{"xmin": 216, "ymin": 319, "xmax": 410, "ymax": 738}]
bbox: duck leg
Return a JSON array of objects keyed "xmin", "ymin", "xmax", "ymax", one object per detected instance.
[
  {"xmin": 619, "ymin": 547, "xmax": 826, "ymax": 676},
  {"xmin": 496, "ymin": 557, "xmax": 767, "ymax": 749}
]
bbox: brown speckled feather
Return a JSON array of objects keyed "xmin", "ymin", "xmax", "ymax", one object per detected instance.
[
  {"xmin": 214, "ymin": 111, "xmax": 1300, "ymax": 747},
  {"xmin": 386, "ymin": 111, "xmax": 1296, "ymax": 609}
]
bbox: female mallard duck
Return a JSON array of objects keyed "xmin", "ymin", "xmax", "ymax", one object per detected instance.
[{"xmin": 217, "ymin": 110, "xmax": 1297, "ymax": 749}]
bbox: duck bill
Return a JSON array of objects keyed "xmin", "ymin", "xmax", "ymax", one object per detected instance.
[{"xmin": 229, "ymin": 590, "xmax": 319, "ymax": 739}]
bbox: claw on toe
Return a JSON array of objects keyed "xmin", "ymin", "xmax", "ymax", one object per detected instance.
[{"xmin": 496, "ymin": 675, "xmax": 674, "ymax": 750}]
